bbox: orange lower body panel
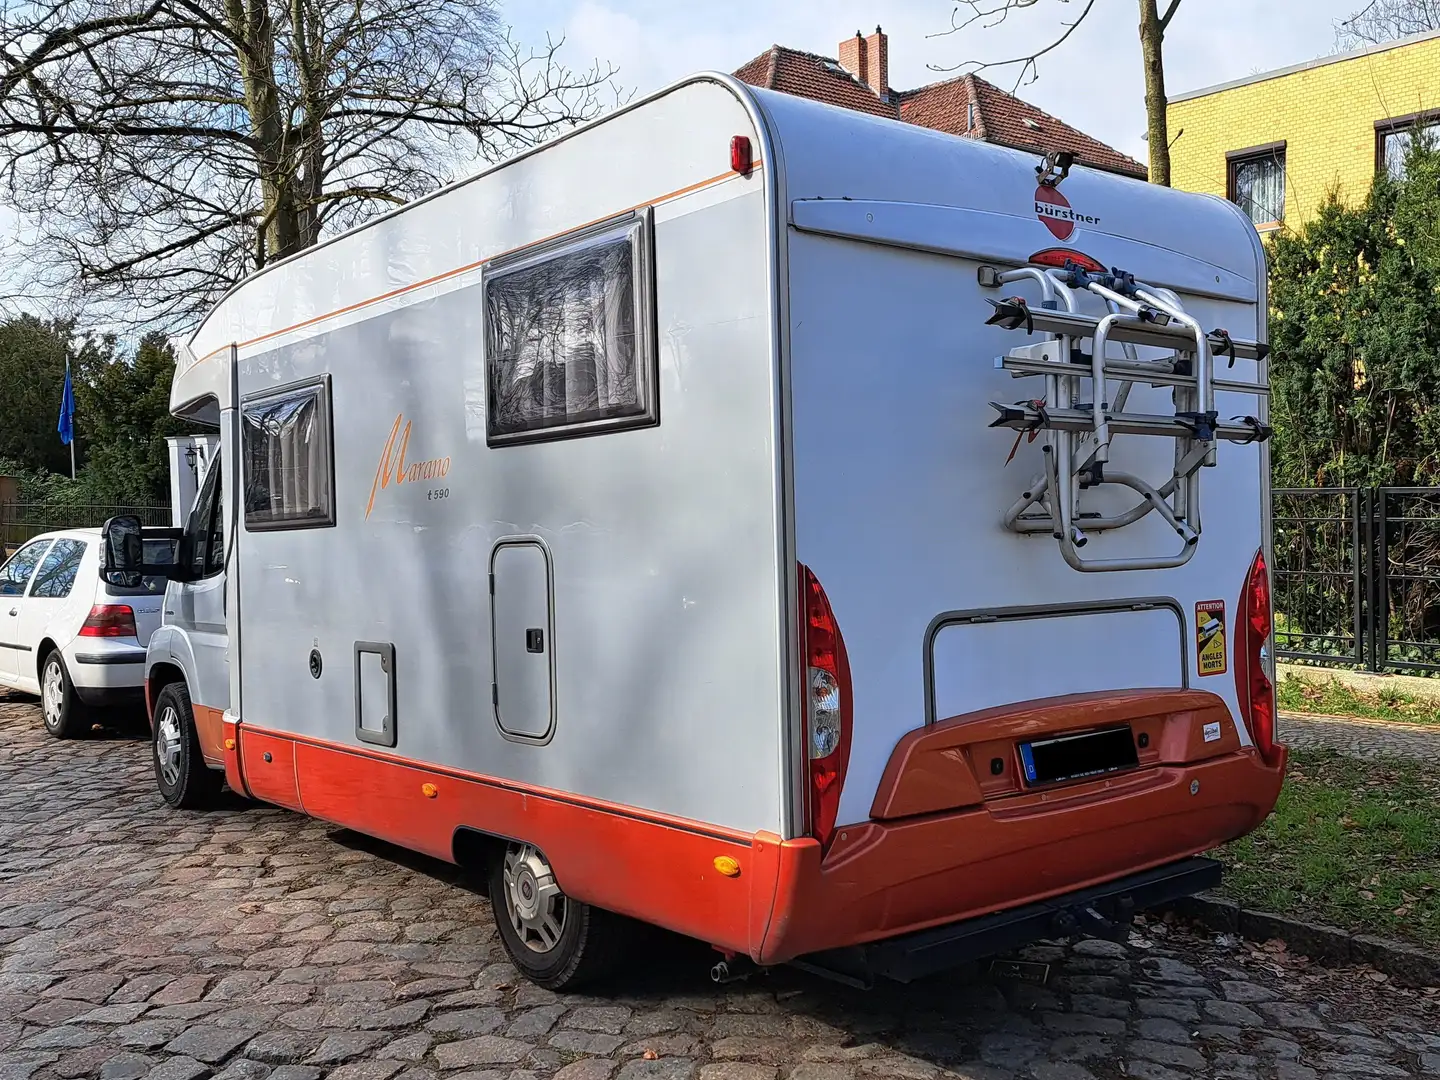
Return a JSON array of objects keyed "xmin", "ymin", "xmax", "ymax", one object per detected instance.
[{"xmin": 233, "ymin": 695, "xmax": 1284, "ymax": 968}]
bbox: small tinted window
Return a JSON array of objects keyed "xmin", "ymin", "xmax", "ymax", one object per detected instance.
[
  {"xmin": 206, "ymin": 491, "xmax": 225, "ymax": 573},
  {"xmin": 186, "ymin": 454, "xmax": 223, "ymax": 578},
  {"xmin": 485, "ymin": 213, "xmax": 656, "ymax": 445},
  {"xmin": 0, "ymin": 540, "xmax": 52, "ymax": 596},
  {"xmin": 29, "ymin": 539, "xmax": 86, "ymax": 598},
  {"xmin": 242, "ymin": 379, "xmax": 335, "ymax": 529}
]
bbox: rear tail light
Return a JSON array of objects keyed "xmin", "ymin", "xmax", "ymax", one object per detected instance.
[
  {"xmin": 1235, "ymin": 549, "xmax": 1279, "ymax": 765},
  {"xmin": 79, "ymin": 604, "xmax": 138, "ymax": 638},
  {"xmin": 799, "ymin": 565, "xmax": 852, "ymax": 853}
]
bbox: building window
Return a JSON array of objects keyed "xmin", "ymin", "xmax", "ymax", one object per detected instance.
[
  {"xmin": 1227, "ymin": 142, "xmax": 1286, "ymax": 228},
  {"xmin": 485, "ymin": 210, "xmax": 657, "ymax": 446},
  {"xmin": 242, "ymin": 378, "xmax": 335, "ymax": 530},
  {"xmin": 1377, "ymin": 111, "xmax": 1440, "ymax": 181}
]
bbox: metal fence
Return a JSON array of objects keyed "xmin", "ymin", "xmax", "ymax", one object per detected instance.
[
  {"xmin": 1274, "ymin": 486, "xmax": 1440, "ymax": 674},
  {"xmin": 0, "ymin": 502, "xmax": 170, "ymax": 553}
]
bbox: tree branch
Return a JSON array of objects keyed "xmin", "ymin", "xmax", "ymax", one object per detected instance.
[{"xmin": 927, "ymin": 0, "xmax": 1099, "ymax": 92}]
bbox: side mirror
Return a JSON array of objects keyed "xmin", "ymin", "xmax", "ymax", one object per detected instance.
[{"xmin": 101, "ymin": 515, "xmax": 145, "ymax": 588}]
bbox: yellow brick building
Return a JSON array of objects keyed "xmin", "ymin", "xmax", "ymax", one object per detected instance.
[{"xmin": 1167, "ymin": 29, "xmax": 1440, "ymax": 232}]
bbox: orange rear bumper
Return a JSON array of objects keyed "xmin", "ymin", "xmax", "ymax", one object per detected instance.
[{"xmin": 753, "ymin": 741, "xmax": 1285, "ymax": 964}]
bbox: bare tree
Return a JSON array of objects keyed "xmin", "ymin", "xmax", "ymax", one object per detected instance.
[
  {"xmin": 931, "ymin": 0, "xmax": 1182, "ymax": 186},
  {"xmin": 0, "ymin": 0, "xmax": 619, "ymax": 328},
  {"xmin": 1336, "ymin": 0, "xmax": 1440, "ymax": 47}
]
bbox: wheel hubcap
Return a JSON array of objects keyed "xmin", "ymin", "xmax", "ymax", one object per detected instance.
[
  {"xmin": 41, "ymin": 660, "xmax": 62, "ymax": 727},
  {"xmin": 156, "ymin": 706, "xmax": 183, "ymax": 787},
  {"xmin": 503, "ymin": 843, "xmax": 567, "ymax": 954}
]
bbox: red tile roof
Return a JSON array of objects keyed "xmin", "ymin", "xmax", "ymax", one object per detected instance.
[
  {"xmin": 900, "ymin": 74, "xmax": 1148, "ymax": 179},
  {"xmin": 735, "ymin": 45, "xmax": 898, "ymax": 120},
  {"xmin": 734, "ymin": 46, "xmax": 1147, "ymax": 180}
]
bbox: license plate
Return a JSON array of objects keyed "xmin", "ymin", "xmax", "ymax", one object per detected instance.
[{"xmin": 1018, "ymin": 725, "xmax": 1140, "ymax": 786}]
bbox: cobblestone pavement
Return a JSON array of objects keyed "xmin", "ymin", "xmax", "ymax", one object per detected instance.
[
  {"xmin": 1278, "ymin": 712, "xmax": 1440, "ymax": 763},
  {"xmin": 3, "ymin": 691, "xmax": 1439, "ymax": 1080}
]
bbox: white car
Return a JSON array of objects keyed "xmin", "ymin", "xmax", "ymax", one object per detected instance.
[{"xmin": 0, "ymin": 529, "xmax": 168, "ymax": 737}]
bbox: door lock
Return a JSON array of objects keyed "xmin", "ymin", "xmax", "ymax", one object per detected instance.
[{"xmin": 525, "ymin": 628, "xmax": 544, "ymax": 653}]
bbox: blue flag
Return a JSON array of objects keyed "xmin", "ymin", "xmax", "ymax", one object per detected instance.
[{"xmin": 57, "ymin": 362, "xmax": 74, "ymax": 446}]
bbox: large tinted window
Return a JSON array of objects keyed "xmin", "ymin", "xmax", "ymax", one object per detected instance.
[
  {"xmin": 0, "ymin": 540, "xmax": 52, "ymax": 596},
  {"xmin": 242, "ymin": 379, "xmax": 335, "ymax": 529},
  {"xmin": 29, "ymin": 539, "xmax": 86, "ymax": 598},
  {"xmin": 485, "ymin": 213, "xmax": 656, "ymax": 445}
]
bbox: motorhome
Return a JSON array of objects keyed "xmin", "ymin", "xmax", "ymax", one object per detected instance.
[{"xmin": 102, "ymin": 72, "xmax": 1286, "ymax": 990}]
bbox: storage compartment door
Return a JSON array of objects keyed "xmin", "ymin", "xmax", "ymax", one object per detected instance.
[{"xmin": 490, "ymin": 541, "xmax": 555, "ymax": 741}]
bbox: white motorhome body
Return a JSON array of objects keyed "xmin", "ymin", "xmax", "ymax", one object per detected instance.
[{"xmin": 133, "ymin": 73, "xmax": 1285, "ymax": 987}]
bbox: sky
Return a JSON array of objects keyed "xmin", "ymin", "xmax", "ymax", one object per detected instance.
[
  {"xmin": 0, "ymin": 0, "xmax": 1376, "ymax": 330},
  {"xmin": 506, "ymin": 0, "xmax": 1369, "ymax": 164}
]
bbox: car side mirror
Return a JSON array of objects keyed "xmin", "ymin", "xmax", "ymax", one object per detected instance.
[{"xmin": 101, "ymin": 515, "xmax": 145, "ymax": 588}]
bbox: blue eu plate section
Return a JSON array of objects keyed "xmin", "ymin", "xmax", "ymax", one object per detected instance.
[{"xmin": 1019, "ymin": 741, "xmax": 1039, "ymax": 785}]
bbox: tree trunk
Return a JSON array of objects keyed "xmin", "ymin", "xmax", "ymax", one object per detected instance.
[
  {"xmin": 1138, "ymin": 0, "xmax": 1171, "ymax": 187},
  {"xmin": 227, "ymin": 0, "xmax": 302, "ymax": 263}
]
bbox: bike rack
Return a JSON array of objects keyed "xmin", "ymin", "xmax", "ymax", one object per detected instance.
[{"xmin": 982, "ymin": 260, "xmax": 1272, "ymax": 572}]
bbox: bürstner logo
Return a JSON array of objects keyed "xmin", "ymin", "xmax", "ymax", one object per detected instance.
[{"xmin": 1035, "ymin": 185, "xmax": 1100, "ymax": 241}]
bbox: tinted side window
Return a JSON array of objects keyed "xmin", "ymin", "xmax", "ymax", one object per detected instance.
[
  {"xmin": 485, "ymin": 213, "xmax": 657, "ymax": 445},
  {"xmin": 29, "ymin": 540, "xmax": 86, "ymax": 599},
  {"xmin": 206, "ymin": 475, "xmax": 225, "ymax": 575},
  {"xmin": 187, "ymin": 456, "xmax": 223, "ymax": 579},
  {"xmin": 0, "ymin": 540, "xmax": 52, "ymax": 596},
  {"xmin": 242, "ymin": 379, "xmax": 334, "ymax": 529}
]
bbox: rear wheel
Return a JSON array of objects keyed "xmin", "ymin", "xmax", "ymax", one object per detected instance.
[
  {"xmin": 40, "ymin": 650, "xmax": 91, "ymax": 740},
  {"xmin": 487, "ymin": 841, "xmax": 627, "ymax": 990},
  {"xmin": 152, "ymin": 682, "xmax": 223, "ymax": 810}
]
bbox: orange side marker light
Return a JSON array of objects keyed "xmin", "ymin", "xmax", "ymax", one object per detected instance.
[
  {"xmin": 421, "ymin": 783, "xmax": 438, "ymax": 799},
  {"xmin": 224, "ymin": 738, "xmax": 235, "ymax": 751},
  {"xmin": 713, "ymin": 856, "xmax": 741, "ymax": 877}
]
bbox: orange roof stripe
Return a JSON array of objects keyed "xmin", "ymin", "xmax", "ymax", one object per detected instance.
[{"xmin": 188, "ymin": 162, "xmax": 763, "ymax": 370}]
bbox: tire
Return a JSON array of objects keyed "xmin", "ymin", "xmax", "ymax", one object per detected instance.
[
  {"xmin": 40, "ymin": 650, "xmax": 91, "ymax": 740},
  {"xmin": 151, "ymin": 682, "xmax": 224, "ymax": 809},
  {"xmin": 487, "ymin": 841, "xmax": 628, "ymax": 990}
]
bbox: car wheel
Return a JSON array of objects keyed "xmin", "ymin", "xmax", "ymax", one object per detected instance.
[
  {"xmin": 152, "ymin": 682, "xmax": 223, "ymax": 810},
  {"xmin": 40, "ymin": 650, "xmax": 91, "ymax": 740},
  {"xmin": 487, "ymin": 841, "xmax": 629, "ymax": 990}
]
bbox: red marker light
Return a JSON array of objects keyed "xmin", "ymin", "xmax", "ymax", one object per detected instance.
[
  {"xmin": 1029, "ymin": 247, "xmax": 1105, "ymax": 273},
  {"xmin": 730, "ymin": 135, "xmax": 753, "ymax": 176}
]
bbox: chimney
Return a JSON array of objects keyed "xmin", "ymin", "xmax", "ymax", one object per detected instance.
[
  {"xmin": 837, "ymin": 30, "xmax": 866, "ymax": 85},
  {"xmin": 838, "ymin": 27, "xmax": 889, "ymax": 99},
  {"xmin": 865, "ymin": 26, "xmax": 889, "ymax": 99}
]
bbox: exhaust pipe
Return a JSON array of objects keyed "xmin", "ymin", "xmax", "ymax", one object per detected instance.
[{"xmin": 710, "ymin": 956, "xmax": 755, "ymax": 984}]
